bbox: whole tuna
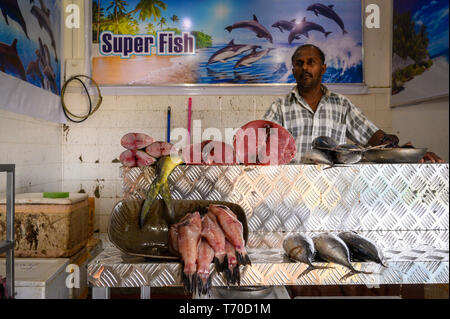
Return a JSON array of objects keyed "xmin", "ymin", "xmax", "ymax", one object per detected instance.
[
  {"xmin": 283, "ymin": 234, "xmax": 333, "ymax": 278},
  {"xmin": 338, "ymin": 232, "xmax": 387, "ymax": 267},
  {"xmin": 313, "ymin": 233, "xmax": 374, "ymax": 281}
]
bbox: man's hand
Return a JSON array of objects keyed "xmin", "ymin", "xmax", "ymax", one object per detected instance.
[{"xmin": 420, "ymin": 152, "xmax": 445, "ymax": 163}]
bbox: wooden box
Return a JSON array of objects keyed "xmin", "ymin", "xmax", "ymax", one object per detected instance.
[{"xmin": 0, "ymin": 193, "xmax": 89, "ymax": 258}]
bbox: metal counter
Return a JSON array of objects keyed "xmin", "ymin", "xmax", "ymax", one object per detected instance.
[{"xmin": 88, "ymin": 164, "xmax": 449, "ymax": 292}]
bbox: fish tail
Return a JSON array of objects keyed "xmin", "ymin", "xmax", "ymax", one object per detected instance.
[
  {"xmin": 236, "ymin": 251, "xmax": 251, "ymax": 266},
  {"xmin": 214, "ymin": 255, "xmax": 228, "ymax": 273},
  {"xmin": 298, "ymin": 264, "xmax": 334, "ymax": 279},
  {"xmin": 182, "ymin": 270, "xmax": 197, "ymax": 294},
  {"xmin": 196, "ymin": 274, "xmax": 212, "ymax": 296},
  {"xmin": 225, "ymin": 26, "xmax": 233, "ymax": 33},
  {"xmin": 233, "ymin": 266, "xmax": 241, "ymax": 287},
  {"xmin": 224, "ymin": 268, "xmax": 233, "ymax": 286}
]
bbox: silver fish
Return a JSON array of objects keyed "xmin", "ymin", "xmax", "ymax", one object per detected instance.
[
  {"xmin": 301, "ymin": 149, "xmax": 334, "ymax": 166},
  {"xmin": 338, "ymin": 232, "xmax": 387, "ymax": 267},
  {"xmin": 313, "ymin": 233, "xmax": 374, "ymax": 281},
  {"xmin": 333, "ymin": 144, "xmax": 364, "ymax": 164},
  {"xmin": 283, "ymin": 234, "xmax": 333, "ymax": 278}
]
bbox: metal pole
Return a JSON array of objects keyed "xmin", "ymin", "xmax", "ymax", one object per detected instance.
[{"xmin": 6, "ymin": 168, "xmax": 15, "ymax": 299}]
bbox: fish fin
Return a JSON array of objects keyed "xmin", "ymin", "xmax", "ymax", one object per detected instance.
[
  {"xmin": 302, "ymin": 17, "xmax": 306, "ymax": 22},
  {"xmin": 343, "ymin": 30, "xmax": 348, "ymax": 35},
  {"xmin": 328, "ymin": 5, "xmax": 334, "ymax": 9},
  {"xmin": 160, "ymin": 181, "xmax": 175, "ymax": 224},
  {"xmin": 139, "ymin": 179, "xmax": 161, "ymax": 228},
  {"xmin": 253, "ymin": 14, "xmax": 259, "ymax": 22},
  {"xmin": 228, "ymin": 39, "xmax": 235, "ymax": 46},
  {"xmin": 219, "ymin": 59, "xmax": 227, "ymax": 63},
  {"xmin": 278, "ymin": 27, "xmax": 283, "ymax": 33},
  {"xmin": 325, "ymin": 32, "xmax": 332, "ymax": 38},
  {"xmin": 314, "ymin": 10, "xmax": 318, "ymax": 17},
  {"xmin": 225, "ymin": 26, "xmax": 233, "ymax": 33},
  {"xmin": 2, "ymin": 11, "xmax": 9, "ymax": 24}
]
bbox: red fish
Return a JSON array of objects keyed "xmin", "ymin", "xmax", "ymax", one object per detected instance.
[
  {"xmin": 145, "ymin": 141, "xmax": 175, "ymax": 159},
  {"xmin": 196, "ymin": 239, "xmax": 215, "ymax": 296},
  {"xmin": 201, "ymin": 213, "xmax": 227, "ymax": 272},
  {"xmin": 121, "ymin": 133, "xmax": 155, "ymax": 150},
  {"xmin": 208, "ymin": 205, "xmax": 251, "ymax": 266},
  {"xmin": 224, "ymin": 240, "xmax": 240, "ymax": 286},
  {"xmin": 177, "ymin": 212, "xmax": 202, "ymax": 293}
]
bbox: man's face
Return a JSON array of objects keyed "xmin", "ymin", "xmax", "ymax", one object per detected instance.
[{"xmin": 292, "ymin": 47, "xmax": 327, "ymax": 90}]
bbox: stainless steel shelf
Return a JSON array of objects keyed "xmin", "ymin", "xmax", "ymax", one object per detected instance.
[
  {"xmin": 0, "ymin": 164, "xmax": 15, "ymax": 299},
  {"xmin": 0, "ymin": 241, "xmax": 14, "ymax": 255}
]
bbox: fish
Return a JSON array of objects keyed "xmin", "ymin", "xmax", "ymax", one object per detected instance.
[
  {"xmin": 234, "ymin": 48, "xmax": 274, "ymax": 68},
  {"xmin": 307, "ymin": 3, "xmax": 348, "ymax": 35},
  {"xmin": 31, "ymin": 0, "xmax": 59, "ymax": 63},
  {"xmin": 121, "ymin": 133, "xmax": 155, "ymax": 150},
  {"xmin": 224, "ymin": 240, "xmax": 240, "ymax": 286},
  {"xmin": 283, "ymin": 234, "xmax": 333, "ymax": 278},
  {"xmin": 288, "ymin": 17, "xmax": 332, "ymax": 44},
  {"xmin": 225, "ymin": 14, "xmax": 273, "ymax": 44},
  {"xmin": 313, "ymin": 233, "xmax": 374, "ymax": 281},
  {"xmin": 0, "ymin": 0, "xmax": 29, "ymax": 39},
  {"xmin": 312, "ymin": 136, "xmax": 339, "ymax": 151},
  {"xmin": 201, "ymin": 212, "xmax": 227, "ymax": 272},
  {"xmin": 196, "ymin": 239, "xmax": 215, "ymax": 296},
  {"xmin": 208, "ymin": 40, "xmax": 261, "ymax": 64},
  {"xmin": 333, "ymin": 144, "xmax": 364, "ymax": 164},
  {"xmin": 135, "ymin": 150, "xmax": 156, "ymax": 168},
  {"xmin": 338, "ymin": 231, "xmax": 387, "ymax": 267},
  {"xmin": 208, "ymin": 205, "xmax": 251, "ymax": 266},
  {"xmin": 119, "ymin": 149, "xmax": 137, "ymax": 168},
  {"xmin": 301, "ymin": 149, "xmax": 334, "ymax": 166},
  {"xmin": 145, "ymin": 142, "xmax": 175, "ymax": 159},
  {"xmin": 272, "ymin": 19, "xmax": 296, "ymax": 32},
  {"xmin": 177, "ymin": 212, "xmax": 202, "ymax": 294},
  {"xmin": 0, "ymin": 39, "xmax": 26, "ymax": 81},
  {"xmin": 168, "ymin": 221, "xmax": 180, "ymax": 256},
  {"xmin": 139, "ymin": 155, "xmax": 184, "ymax": 228}
]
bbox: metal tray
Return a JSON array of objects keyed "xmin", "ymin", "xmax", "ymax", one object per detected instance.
[
  {"xmin": 364, "ymin": 148, "xmax": 427, "ymax": 163},
  {"xmin": 108, "ymin": 199, "xmax": 248, "ymax": 260}
]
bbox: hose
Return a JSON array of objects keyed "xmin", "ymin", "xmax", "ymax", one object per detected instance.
[{"xmin": 61, "ymin": 75, "xmax": 103, "ymax": 123}]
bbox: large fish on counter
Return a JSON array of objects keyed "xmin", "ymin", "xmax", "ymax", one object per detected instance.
[{"xmin": 313, "ymin": 233, "xmax": 374, "ymax": 281}]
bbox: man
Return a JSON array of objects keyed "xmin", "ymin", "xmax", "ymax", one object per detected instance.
[{"xmin": 264, "ymin": 44, "xmax": 443, "ymax": 163}]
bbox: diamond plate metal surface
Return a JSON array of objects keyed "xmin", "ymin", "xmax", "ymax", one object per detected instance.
[
  {"xmin": 121, "ymin": 164, "xmax": 449, "ymax": 232},
  {"xmin": 88, "ymin": 164, "xmax": 449, "ymax": 288},
  {"xmin": 88, "ymin": 232, "xmax": 449, "ymax": 287}
]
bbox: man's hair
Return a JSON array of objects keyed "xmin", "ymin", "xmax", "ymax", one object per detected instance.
[{"xmin": 291, "ymin": 44, "xmax": 326, "ymax": 65}]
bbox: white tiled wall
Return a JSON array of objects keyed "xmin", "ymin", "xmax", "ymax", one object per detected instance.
[{"xmin": 0, "ymin": 109, "xmax": 62, "ymax": 195}]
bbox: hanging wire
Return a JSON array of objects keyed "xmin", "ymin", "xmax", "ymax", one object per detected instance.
[{"xmin": 61, "ymin": 75, "xmax": 103, "ymax": 123}]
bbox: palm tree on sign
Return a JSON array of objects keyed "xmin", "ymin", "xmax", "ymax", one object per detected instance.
[
  {"xmin": 170, "ymin": 14, "xmax": 179, "ymax": 25},
  {"xmin": 158, "ymin": 17, "xmax": 167, "ymax": 30},
  {"xmin": 134, "ymin": 0, "xmax": 167, "ymax": 21},
  {"xmin": 146, "ymin": 23, "xmax": 155, "ymax": 34}
]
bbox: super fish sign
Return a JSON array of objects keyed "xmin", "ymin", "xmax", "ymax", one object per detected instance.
[{"xmin": 99, "ymin": 31, "xmax": 196, "ymax": 58}]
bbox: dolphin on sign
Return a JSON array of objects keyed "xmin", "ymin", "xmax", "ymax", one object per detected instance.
[
  {"xmin": 272, "ymin": 19, "xmax": 296, "ymax": 33},
  {"xmin": 234, "ymin": 48, "xmax": 275, "ymax": 68},
  {"xmin": 31, "ymin": 0, "xmax": 59, "ymax": 63},
  {"xmin": 225, "ymin": 15, "xmax": 273, "ymax": 44},
  {"xmin": 208, "ymin": 40, "xmax": 261, "ymax": 64},
  {"xmin": 288, "ymin": 17, "xmax": 332, "ymax": 44},
  {"xmin": 0, "ymin": 0, "xmax": 29, "ymax": 39},
  {"xmin": 0, "ymin": 39, "xmax": 27, "ymax": 80},
  {"xmin": 307, "ymin": 3, "xmax": 348, "ymax": 35}
]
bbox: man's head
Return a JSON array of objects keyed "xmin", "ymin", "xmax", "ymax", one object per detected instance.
[{"xmin": 291, "ymin": 44, "xmax": 327, "ymax": 90}]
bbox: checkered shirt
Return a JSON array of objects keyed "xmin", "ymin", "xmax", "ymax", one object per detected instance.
[{"xmin": 263, "ymin": 85, "xmax": 379, "ymax": 163}]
